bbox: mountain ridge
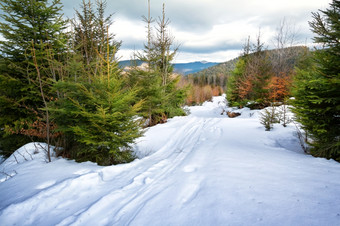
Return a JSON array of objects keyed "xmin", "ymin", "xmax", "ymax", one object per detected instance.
[{"xmin": 119, "ymin": 60, "xmax": 219, "ymax": 75}]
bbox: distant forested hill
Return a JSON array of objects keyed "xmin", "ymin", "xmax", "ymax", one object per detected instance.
[
  {"xmin": 189, "ymin": 58, "xmax": 238, "ymax": 78},
  {"xmin": 187, "ymin": 46, "xmax": 308, "ymax": 88},
  {"xmin": 119, "ymin": 60, "xmax": 219, "ymax": 75},
  {"xmin": 181, "ymin": 46, "xmax": 309, "ymax": 105},
  {"xmin": 187, "ymin": 58, "xmax": 238, "ymax": 89},
  {"xmin": 173, "ymin": 61, "xmax": 219, "ymax": 75}
]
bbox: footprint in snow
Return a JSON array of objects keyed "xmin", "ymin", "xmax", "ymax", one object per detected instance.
[
  {"xmin": 36, "ymin": 180, "xmax": 56, "ymax": 189},
  {"xmin": 182, "ymin": 165, "xmax": 198, "ymax": 173},
  {"xmin": 178, "ymin": 181, "xmax": 201, "ymax": 204}
]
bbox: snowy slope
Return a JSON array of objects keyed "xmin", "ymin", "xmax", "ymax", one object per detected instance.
[{"xmin": 1, "ymin": 96, "xmax": 340, "ymax": 226}]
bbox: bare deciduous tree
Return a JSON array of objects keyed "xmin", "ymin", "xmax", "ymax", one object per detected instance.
[{"xmin": 271, "ymin": 18, "xmax": 299, "ymax": 77}]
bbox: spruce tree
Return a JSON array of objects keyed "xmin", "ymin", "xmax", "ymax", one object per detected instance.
[
  {"xmin": 292, "ymin": 0, "xmax": 340, "ymax": 161},
  {"xmin": 49, "ymin": 0, "xmax": 143, "ymax": 165},
  {"xmin": 0, "ymin": 0, "xmax": 67, "ymax": 156},
  {"xmin": 129, "ymin": 3, "xmax": 186, "ymax": 126},
  {"xmin": 126, "ymin": 68, "xmax": 164, "ymax": 126},
  {"xmin": 226, "ymin": 58, "xmax": 246, "ymax": 107},
  {"xmin": 50, "ymin": 69, "xmax": 143, "ymax": 165}
]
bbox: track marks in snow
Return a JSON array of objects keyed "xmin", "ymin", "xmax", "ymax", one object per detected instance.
[
  {"xmin": 0, "ymin": 99, "xmax": 231, "ymax": 226},
  {"xmin": 0, "ymin": 171, "xmax": 105, "ymax": 226},
  {"xmin": 57, "ymin": 116, "xmax": 209, "ymax": 225}
]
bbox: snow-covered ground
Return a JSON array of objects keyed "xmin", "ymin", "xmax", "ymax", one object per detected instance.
[{"xmin": 1, "ymin": 96, "xmax": 340, "ymax": 226}]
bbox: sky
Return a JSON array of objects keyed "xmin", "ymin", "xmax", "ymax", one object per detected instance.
[{"xmin": 4, "ymin": 0, "xmax": 333, "ymax": 63}]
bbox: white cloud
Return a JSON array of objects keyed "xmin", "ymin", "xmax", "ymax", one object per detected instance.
[
  {"xmin": 112, "ymin": 17, "xmax": 146, "ymax": 48},
  {"xmin": 59, "ymin": 0, "xmax": 332, "ymax": 62}
]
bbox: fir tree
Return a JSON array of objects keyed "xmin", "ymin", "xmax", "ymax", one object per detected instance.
[
  {"xmin": 50, "ymin": 70, "xmax": 143, "ymax": 165},
  {"xmin": 128, "ymin": 2, "xmax": 186, "ymax": 126},
  {"xmin": 48, "ymin": 0, "xmax": 143, "ymax": 165},
  {"xmin": 226, "ymin": 58, "xmax": 247, "ymax": 107},
  {"xmin": 0, "ymin": 0, "xmax": 67, "ymax": 156},
  {"xmin": 292, "ymin": 0, "xmax": 340, "ymax": 161}
]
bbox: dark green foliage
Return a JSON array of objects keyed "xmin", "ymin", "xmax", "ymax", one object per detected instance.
[
  {"xmin": 46, "ymin": 0, "xmax": 144, "ymax": 165},
  {"xmin": 0, "ymin": 0, "xmax": 67, "ymax": 156},
  {"xmin": 292, "ymin": 0, "xmax": 340, "ymax": 161},
  {"xmin": 127, "ymin": 3, "xmax": 187, "ymax": 126},
  {"xmin": 162, "ymin": 76, "xmax": 187, "ymax": 118},
  {"xmin": 50, "ymin": 75, "xmax": 143, "ymax": 165},
  {"xmin": 0, "ymin": 0, "xmax": 67, "ymax": 60},
  {"xmin": 126, "ymin": 67, "xmax": 187, "ymax": 126},
  {"xmin": 126, "ymin": 68, "xmax": 164, "ymax": 125},
  {"xmin": 0, "ymin": 72, "xmax": 39, "ymax": 156},
  {"xmin": 226, "ymin": 58, "xmax": 247, "ymax": 106},
  {"xmin": 0, "ymin": 0, "xmax": 144, "ymax": 165}
]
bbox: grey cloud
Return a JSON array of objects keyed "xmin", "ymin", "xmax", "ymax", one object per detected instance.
[
  {"xmin": 181, "ymin": 41, "xmax": 243, "ymax": 54},
  {"xmin": 60, "ymin": 0, "xmax": 325, "ymax": 41},
  {"xmin": 61, "ymin": 0, "xmax": 227, "ymax": 32},
  {"xmin": 1, "ymin": 0, "xmax": 328, "ymax": 62}
]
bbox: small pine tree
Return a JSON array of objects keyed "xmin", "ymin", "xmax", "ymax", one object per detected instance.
[
  {"xmin": 226, "ymin": 58, "xmax": 247, "ymax": 107},
  {"xmin": 277, "ymin": 98, "xmax": 291, "ymax": 127},
  {"xmin": 48, "ymin": 0, "xmax": 142, "ymax": 165},
  {"xmin": 50, "ymin": 43, "xmax": 143, "ymax": 165},
  {"xmin": 51, "ymin": 74, "xmax": 143, "ymax": 165},
  {"xmin": 126, "ymin": 68, "xmax": 164, "ymax": 126},
  {"xmin": 129, "ymin": 2, "xmax": 186, "ymax": 126},
  {"xmin": 259, "ymin": 105, "xmax": 279, "ymax": 131}
]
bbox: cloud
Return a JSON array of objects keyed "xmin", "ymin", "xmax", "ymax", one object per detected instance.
[
  {"xmin": 0, "ymin": 0, "xmax": 330, "ymax": 63},
  {"xmin": 59, "ymin": 0, "xmax": 334, "ymax": 62},
  {"xmin": 112, "ymin": 18, "xmax": 146, "ymax": 49}
]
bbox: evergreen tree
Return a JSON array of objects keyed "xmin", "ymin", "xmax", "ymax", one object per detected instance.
[
  {"xmin": 128, "ymin": 2, "xmax": 186, "ymax": 126},
  {"xmin": 292, "ymin": 0, "xmax": 340, "ymax": 161},
  {"xmin": 227, "ymin": 58, "xmax": 245, "ymax": 107},
  {"xmin": 226, "ymin": 34, "xmax": 272, "ymax": 108},
  {"xmin": 48, "ymin": 0, "xmax": 143, "ymax": 165},
  {"xmin": 126, "ymin": 68, "xmax": 165, "ymax": 126},
  {"xmin": 71, "ymin": 0, "xmax": 121, "ymax": 78},
  {"xmin": 0, "ymin": 0, "xmax": 67, "ymax": 156},
  {"xmin": 50, "ymin": 69, "xmax": 143, "ymax": 165}
]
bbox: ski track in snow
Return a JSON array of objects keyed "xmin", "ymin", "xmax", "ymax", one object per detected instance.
[
  {"xmin": 67, "ymin": 117, "xmax": 215, "ymax": 226},
  {"xmin": 1, "ymin": 96, "xmax": 340, "ymax": 226}
]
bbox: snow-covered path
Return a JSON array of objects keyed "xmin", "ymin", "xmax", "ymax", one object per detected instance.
[{"xmin": 1, "ymin": 96, "xmax": 340, "ymax": 226}]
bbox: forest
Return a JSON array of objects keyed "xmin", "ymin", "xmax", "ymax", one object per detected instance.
[{"xmin": 0, "ymin": 0, "xmax": 339, "ymax": 164}]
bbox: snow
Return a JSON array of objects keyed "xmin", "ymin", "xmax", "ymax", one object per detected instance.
[{"xmin": 1, "ymin": 95, "xmax": 340, "ymax": 226}]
